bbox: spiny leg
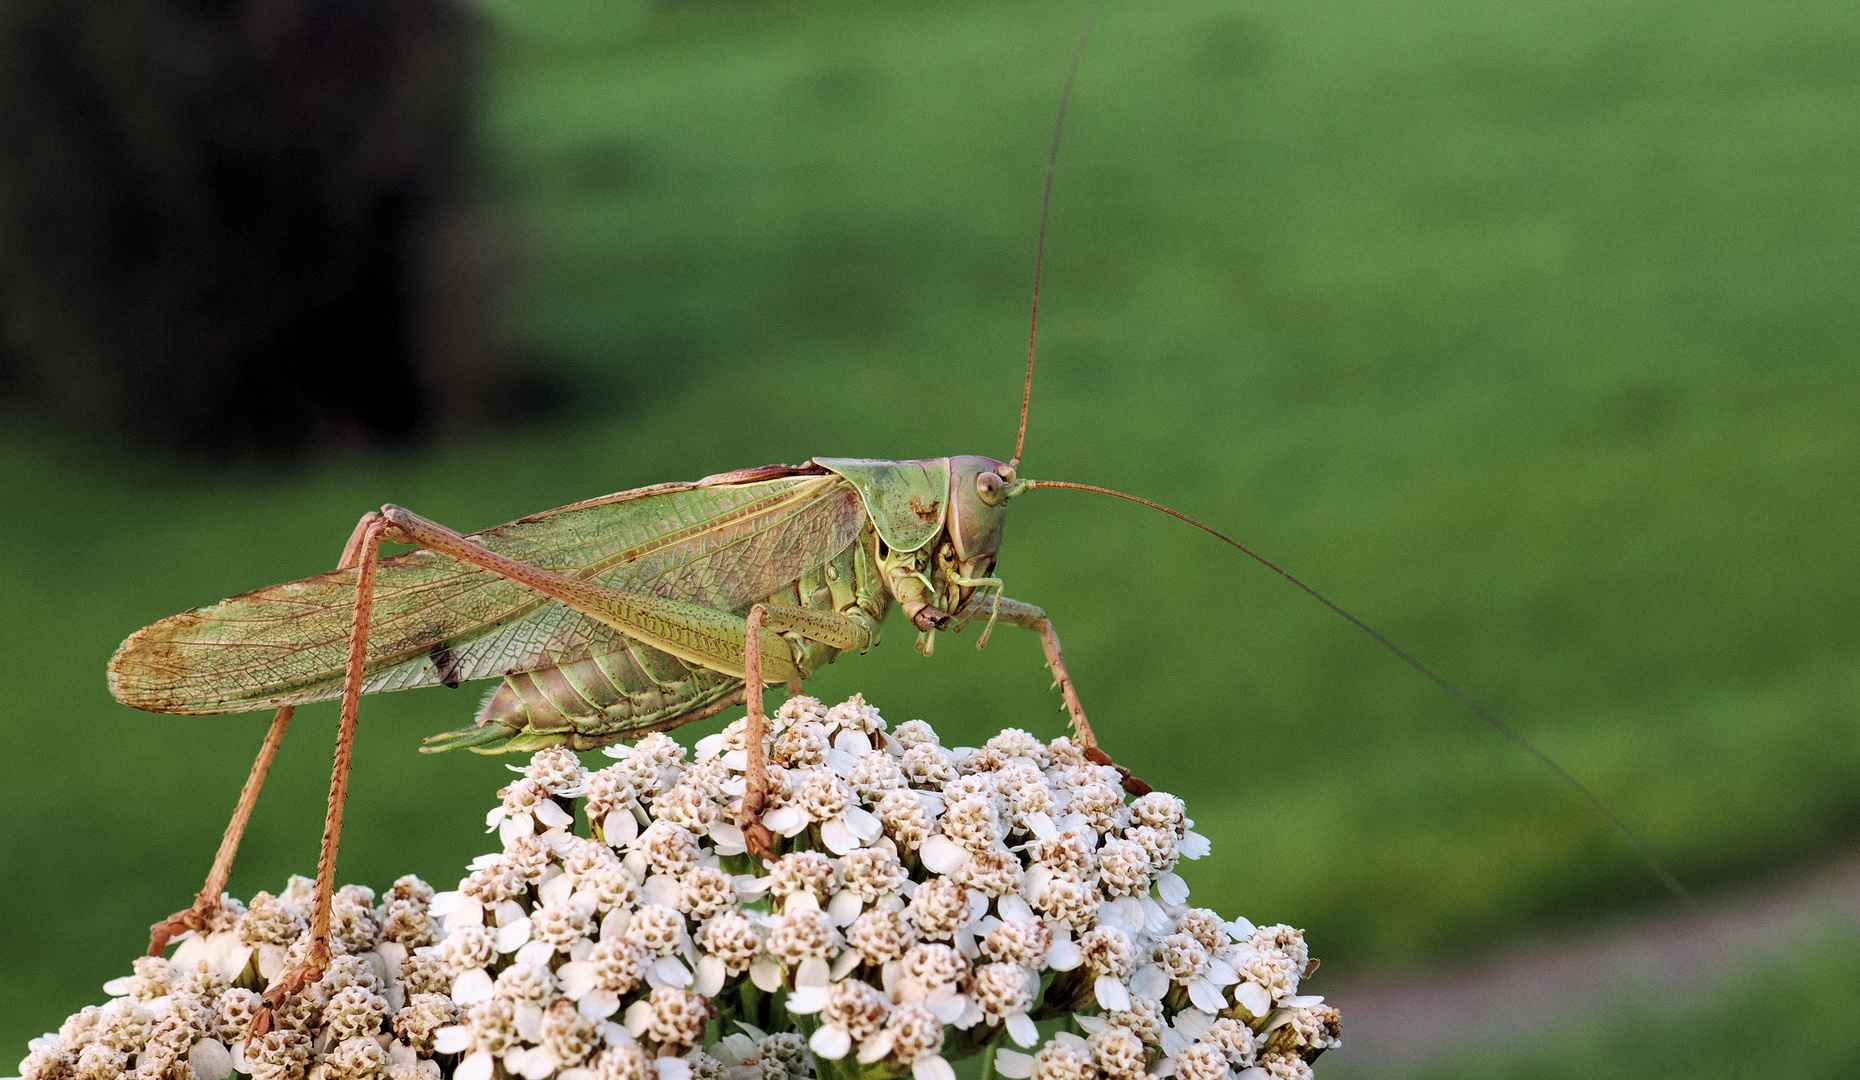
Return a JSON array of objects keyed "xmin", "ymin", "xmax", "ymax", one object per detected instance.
[
  {"xmin": 965, "ymin": 596, "xmax": 1151, "ymax": 795},
  {"xmin": 255, "ymin": 512, "xmax": 389, "ymax": 1027},
  {"xmin": 149, "ymin": 511, "xmax": 385, "ymax": 956},
  {"xmin": 738, "ymin": 605, "xmax": 777, "ymax": 858}
]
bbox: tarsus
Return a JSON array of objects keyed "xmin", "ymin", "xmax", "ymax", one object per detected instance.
[
  {"xmin": 1028, "ymin": 479, "xmax": 1707, "ymax": 924},
  {"xmin": 1014, "ymin": 0, "xmax": 1107, "ymax": 470}
]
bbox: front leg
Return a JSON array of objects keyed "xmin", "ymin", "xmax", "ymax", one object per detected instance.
[{"xmin": 956, "ymin": 596, "xmax": 1151, "ymax": 795}]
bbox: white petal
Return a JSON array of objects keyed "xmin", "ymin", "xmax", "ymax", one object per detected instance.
[
  {"xmin": 1179, "ymin": 832, "xmax": 1211, "ymax": 860},
  {"xmin": 830, "ymin": 949, "xmax": 863, "ymax": 981},
  {"xmin": 580, "ymin": 990, "xmax": 621, "ymax": 1021},
  {"xmin": 694, "ymin": 955, "xmax": 726, "ymax": 997},
  {"xmin": 103, "ymin": 975, "xmax": 132, "ymax": 996},
  {"xmin": 994, "ymin": 1049, "xmax": 1035, "ymax": 1079},
  {"xmin": 1110, "ymin": 897, "xmax": 1145, "ymax": 932},
  {"xmin": 834, "ymin": 730, "xmax": 873, "ymax": 757},
  {"xmin": 734, "ymin": 874, "xmax": 771, "ymax": 900},
  {"xmin": 1157, "ymin": 873, "xmax": 1190, "ymax": 906},
  {"xmin": 624, "ymin": 999, "xmax": 653, "ymax": 1036},
  {"xmin": 1286, "ymin": 995, "xmax": 1325, "ymax": 1008},
  {"xmin": 786, "ymin": 986, "xmax": 829, "ymax": 1015},
  {"xmin": 820, "ymin": 816, "xmax": 861, "ymax": 856},
  {"xmin": 429, "ymin": 891, "xmax": 466, "ymax": 917},
  {"xmin": 653, "ymin": 1059, "xmax": 691, "ymax": 1080},
  {"xmin": 651, "ymin": 956, "xmax": 693, "ymax": 987},
  {"xmin": 1233, "ymin": 982, "xmax": 1272, "ymax": 1018},
  {"xmin": 452, "ymin": 968, "xmax": 494, "ymax": 1005},
  {"xmin": 558, "ymin": 961, "xmax": 598, "ymax": 999},
  {"xmin": 709, "ymin": 823, "xmax": 747, "ymax": 856},
  {"xmin": 912, "ymin": 1056, "xmax": 957, "ymax": 1080},
  {"xmin": 1130, "ymin": 965, "xmax": 1170, "ymax": 1001},
  {"xmin": 539, "ymin": 873, "xmax": 577, "ymax": 908},
  {"xmin": 997, "ymin": 895, "xmax": 1035, "ymax": 924},
  {"xmin": 1188, "ymin": 979, "xmax": 1227, "ymax": 1014},
  {"xmin": 1072, "ymin": 1015, "xmax": 1110, "ymax": 1036},
  {"xmin": 495, "ymin": 918, "xmax": 533, "ymax": 953},
  {"xmin": 486, "ymin": 805, "xmax": 507, "ymax": 830},
  {"xmin": 1045, "ymin": 941, "xmax": 1083, "ymax": 971},
  {"xmin": 763, "ymin": 807, "xmax": 807, "ymax": 837},
  {"xmin": 929, "ymin": 992, "xmax": 967, "ymax": 1024},
  {"xmin": 1141, "ymin": 898, "xmax": 1171, "ymax": 934},
  {"xmin": 843, "ymin": 805, "xmax": 883, "ymax": 842},
  {"xmin": 827, "ymin": 889, "xmax": 865, "ymax": 927},
  {"xmin": 723, "ymin": 749, "xmax": 749, "ymax": 771},
  {"xmin": 494, "ymin": 900, "xmax": 528, "ymax": 927},
  {"xmin": 856, "ymin": 1030, "xmax": 897, "ymax": 1064},
  {"xmin": 750, "ymin": 958, "xmax": 784, "ymax": 992},
  {"xmin": 1024, "ymin": 812, "xmax": 1057, "ymax": 840},
  {"xmin": 824, "ymin": 748, "xmax": 860, "ymax": 778},
  {"xmin": 599, "ymin": 1020, "xmax": 632, "ymax": 1048},
  {"xmin": 569, "ymin": 937, "xmax": 596, "ymax": 963},
  {"xmin": 600, "ymin": 908, "xmax": 631, "ymax": 941},
  {"xmin": 602, "ymin": 809, "xmax": 640, "ymax": 847},
  {"xmin": 1235, "ymin": 1071, "xmax": 1269, "ymax": 1080},
  {"xmin": 516, "ymin": 940, "xmax": 557, "ymax": 968},
  {"xmin": 499, "ymin": 815, "xmax": 534, "ymax": 848},
  {"xmin": 919, "ymin": 835, "xmax": 971, "ymax": 875},
  {"xmin": 1174, "ymin": 1010, "xmax": 1214, "ymax": 1038},
  {"xmin": 1206, "ymin": 959, "xmax": 1239, "ymax": 986},
  {"xmin": 171, "ymin": 933, "xmax": 209, "ymax": 970},
  {"xmin": 1227, "ymin": 917, "xmax": 1256, "ymax": 941},
  {"xmin": 643, "ymin": 874, "xmax": 683, "ymax": 908},
  {"xmin": 1005, "ymin": 1013, "xmax": 1038, "ymax": 1048},
  {"xmin": 509, "ymin": 1046, "xmax": 560, "ymax": 1080},
  {"xmin": 783, "ymin": 891, "xmax": 821, "ymax": 915},
  {"xmin": 455, "ymin": 1052, "xmax": 495, "ymax": 1080},
  {"xmin": 561, "ymin": 1070, "xmax": 596, "ymax": 1080},
  {"xmin": 257, "ymin": 944, "xmax": 288, "ymax": 981},
  {"xmin": 696, "ymin": 733, "xmax": 728, "ymax": 761},
  {"xmin": 795, "ymin": 957, "xmax": 831, "ymax": 988},
  {"xmin": 388, "ymin": 1040, "xmax": 417, "ymax": 1069},
  {"xmin": 1095, "ymin": 976, "xmax": 1131, "ymax": 1012},
  {"xmin": 189, "ymin": 1039, "xmax": 233, "ymax": 1080},
  {"xmin": 515, "ymin": 1002, "xmax": 545, "ymax": 1042},
  {"xmin": 206, "ymin": 933, "xmax": 253, "ymax": 982},
  {"xmin": 809, "ymin": 1025, "xmax": 852, "ymax": 1060},
  {"xmin": 433, "ymin": 1027, "xmax": 475, "ymax": 1055}
]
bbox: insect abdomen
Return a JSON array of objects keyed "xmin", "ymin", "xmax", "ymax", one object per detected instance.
[{"xmin": 422, "ymin": 631, "xmax": 739, "ymax": 754}]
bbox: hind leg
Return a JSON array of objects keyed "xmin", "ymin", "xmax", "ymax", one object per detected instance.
[{"xmin": 148, "ymin": 511, "xmax": 385, "ymax": 957}]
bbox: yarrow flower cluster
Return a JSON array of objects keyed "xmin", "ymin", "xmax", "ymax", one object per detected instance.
[{"xmin": 13, "ymin": 694, "xmax": 1338, "ymax": 1080}]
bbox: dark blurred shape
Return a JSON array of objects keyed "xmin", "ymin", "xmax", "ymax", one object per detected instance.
[{"xmin": 0, "ymin": 0, "xmax": 530, "ymax": 456}]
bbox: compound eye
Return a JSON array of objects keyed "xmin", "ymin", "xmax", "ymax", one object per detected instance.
[{"xmin": 975, "ymin": 471, "xmax": 1007, "ymax": 506}]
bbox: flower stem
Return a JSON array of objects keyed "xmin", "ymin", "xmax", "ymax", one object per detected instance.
[{"xmin": 981, "ymin": 1036, "xmax": 1001, "ymax": 1080}]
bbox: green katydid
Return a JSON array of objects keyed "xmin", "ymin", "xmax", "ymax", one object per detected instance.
[{"xmin": 106, "ymin": 0, "xmax": 1701, "ymax": 1030}]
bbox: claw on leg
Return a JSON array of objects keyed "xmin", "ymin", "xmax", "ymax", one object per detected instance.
[
  {"xmin": 147, "ymin": 900, "xmax": 211, "ymax": 958},
  {"xmin": 250, "ymin": 948, "xmax": 329, "ymax": 1037}
]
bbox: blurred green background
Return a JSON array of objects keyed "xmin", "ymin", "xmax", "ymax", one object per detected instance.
[{"xmin": 4, "ymin": 0, "xmax": 1859, "ymax": 1075}]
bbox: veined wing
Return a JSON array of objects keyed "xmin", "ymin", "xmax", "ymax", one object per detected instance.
[{"xmin": 109, "ymin": 466, "xmax": 866, "ymax": 714}]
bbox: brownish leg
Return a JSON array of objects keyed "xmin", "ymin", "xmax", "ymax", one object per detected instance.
[
  {"xmin": 149, "ymin": 512, "xmax": 386, "ymax": 957},
  {"xmin": 148, "ymin": 706, "xmax": 294, "ymax": 955},
  {"xmin": 738, "ymin": 604, "xmax": 777, "ymax": 858},
  {"xmin": 255, "ymin": 512, "xmax": 389, "ymax": 1028},
  {"xmin": 958, "ymin": 596, "xmax": 1152, "ymax": 796}
]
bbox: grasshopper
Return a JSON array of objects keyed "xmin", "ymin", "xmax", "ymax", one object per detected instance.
[{"xmin": 106, "ymin": 0, "xmax": 1696, "ymax": 1027}]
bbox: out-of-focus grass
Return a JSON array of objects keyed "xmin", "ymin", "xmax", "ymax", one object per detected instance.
[
  {"xmin": 1332, "ymin": 925, "xmax": 1860, "ymax": 1079},
  {"xmin": 6, "ymin": 0, "xmax": 1860, "ymax": 1059}
]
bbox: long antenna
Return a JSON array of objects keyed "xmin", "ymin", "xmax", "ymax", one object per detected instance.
[
  {"xmin": 1013, "ymin": 0, "xmax": 1107, "ymax": 470},
  {"xmin": 1028, "ymin": 479, "xmax": 1707, "ymax": 923}
]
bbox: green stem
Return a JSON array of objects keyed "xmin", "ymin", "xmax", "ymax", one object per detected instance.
[{"xmin": 980, "ymin": 1036, "xmax": 1001, "ymax": 1080}]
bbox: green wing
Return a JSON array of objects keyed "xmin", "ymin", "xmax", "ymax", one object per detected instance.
[{"xmin": 109, "ymin": 467, "xmax": 867, "ymax": 715}]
